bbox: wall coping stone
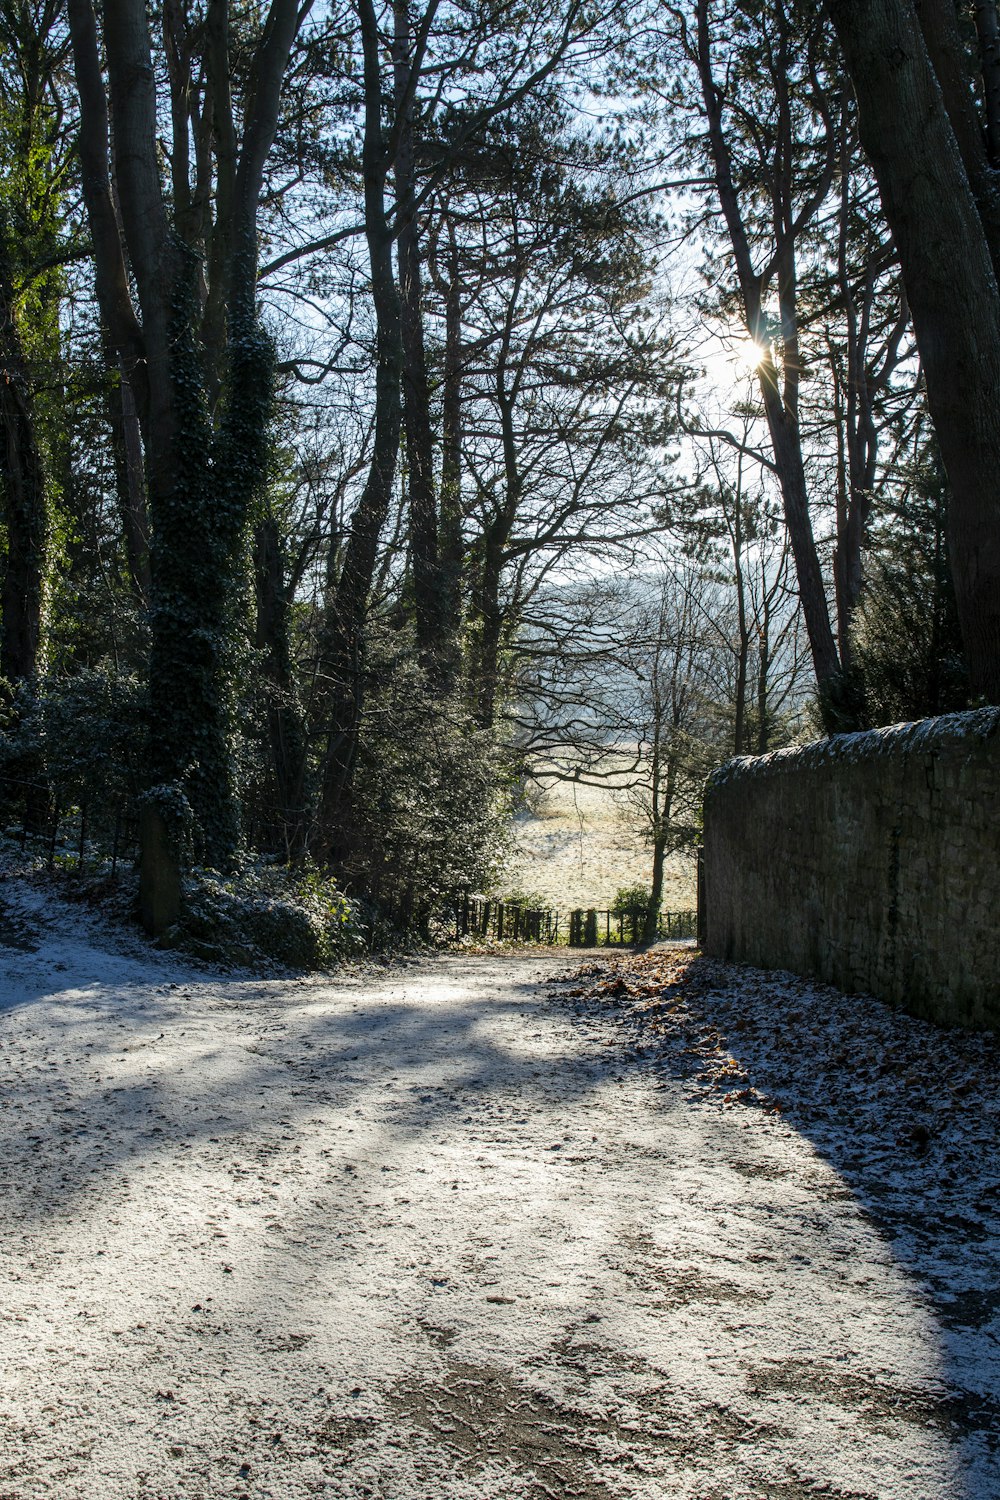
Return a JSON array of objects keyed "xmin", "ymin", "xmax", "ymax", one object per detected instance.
[{"xmin": 706, "ymin": 705, "xmax": 1000, "ymax": 790}]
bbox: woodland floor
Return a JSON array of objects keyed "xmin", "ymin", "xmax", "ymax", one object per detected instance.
[{"xmin": 1, "ymin": 880, "xmax": 999, "ymax": 1499}]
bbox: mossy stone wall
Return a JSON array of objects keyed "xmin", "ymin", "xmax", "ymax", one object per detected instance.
[{"xmin": 703, "ymin": 709, "xmax": 1000, "ymax": 1030}]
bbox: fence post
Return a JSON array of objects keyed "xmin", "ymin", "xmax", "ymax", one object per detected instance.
[
  {"xmin": 138, "ymin": 805, "xmax": 181, "ymax": 935},
  {"xmin": 697, "ymin": 846, "xmax": 706, "ymax": 947}
]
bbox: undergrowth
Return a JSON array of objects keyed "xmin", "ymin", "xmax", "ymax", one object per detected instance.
[{"xmin": 1, "ymin": 833, "xmax": 369, "ymax": 972}]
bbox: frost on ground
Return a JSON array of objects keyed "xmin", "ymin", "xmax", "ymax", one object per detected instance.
[
  {"xmin": 1, "ymin": 880, "xmax": 998, "ymax": 1500},
  {"xmin": 505, "ymin": 777, "xmax": 695, "ymax": 912}
]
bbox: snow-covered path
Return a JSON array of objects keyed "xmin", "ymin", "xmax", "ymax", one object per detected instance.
[{"xmin": 0, "ymin": 889, "xmax": 997, "ymax": 1499}]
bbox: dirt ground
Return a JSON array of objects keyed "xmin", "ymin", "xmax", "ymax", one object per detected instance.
[{"xmin": 1, "ymin": 882, "xmax": 999, "ymax": 1499}]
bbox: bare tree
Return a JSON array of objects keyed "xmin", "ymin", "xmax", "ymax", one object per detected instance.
[{"xmin": 655, "ymin": 0, "xmax": 916, "ymax": 723}]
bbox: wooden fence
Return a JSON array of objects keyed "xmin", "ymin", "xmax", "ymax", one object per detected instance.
[{"xmin": 453, "ymin": 893, "xmax": 697, "ymax": 947}]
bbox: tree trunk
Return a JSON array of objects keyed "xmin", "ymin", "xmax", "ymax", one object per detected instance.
[
  {"xmin": 829, "ymin": 146, "xmax": 892, "ymax": 676},
  {"xmin": 913, "ymin": 0, "xmax": 1000, "ymax": 281},
  {"xmin": 438, "ymin": 228, "xmax": 465, "ymax": 681},
  {"xmin": 142, "ymin": 247, "xmax": 241, "ymax": 866},
  {"xmin": 757, "ymin": 609, "xmax": 771, "ymax": 753},
  {"xmin": 470, "ymin": 322, "xmax": 521, "ymax": 728},
  {"xmin": 974, "ymin": 0, "xmax": 1000, "ymax": 166},
  {"xmin": 695, "ymin": 0, "xmax": 845, "ymax": 718},
  {"xmin": 759, "ymin": 379, "xmax": 842, "ymax": 691},
  {"xmin": 70, "ymin": 0, "xmax": 302, "ymax": 918},
  {"xmin": 393, "ymin": 1, "xmax": 441, "ymax": 670},
  {"xmin": 317, "ymin": 0, "xmax": 403, "ymax": 864},
  {"xmin": 315, "ymin": 215, "xmax": 401, "ymax": 861},
  {"xmin": 644, "ymin": 737, "xmax": 675, "ymax": 945},
  {"xmin": 254, "ymin": 511, "xmax": 308, "ymax": 858},
  {"xmin": 138, "ymin": 805, "xmax": 181, "ymax": 934},
  {"xmin": 0, "ymin": 245, "xmax": 46, "ymax": 693},
  {"xmin": 643, "ymin": 725, "xmax": 664, "ymax": 944},
  {"xmin": 645, "ymin": 831, "xmax": 667, "ymax": 945},
  {"xmin": 103, "ymin": 337, "xmax": 153, "ymax": 609},
  {"xmin": 471, "ymin": 529, "xmax": 506, "ymax": 728},
  {"xmin": 830, "ymin": 0, "xmax": 1000, "ymax": 701},
  {"xmin": 730, "ymin": 481, "xmax": 748, "ymax": 754}
]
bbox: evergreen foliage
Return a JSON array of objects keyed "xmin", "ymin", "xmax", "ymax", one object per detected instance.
[
  {"xmin": 0, "ymin": 0, "xmax": 992, "ymax": 962},
  {"xmin": 852, "ymin": 450, "xmax": 970, "ymax": 725},
  {"xmin": 346, "ymin": 627, "xmax": 512, "ymax": 932},
  {"xmin": 177, "ymin": 862, "xmax": 366, "ymax": 968}
]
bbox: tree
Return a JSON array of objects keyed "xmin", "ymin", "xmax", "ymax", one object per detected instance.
[
  {"xmin": 690, "ymin": 0, "xmax": 841, "ymax": 705},
  {"xmin": 654, "ymin": 0, "xmax": 916, "ymax": 726},
  {"xmin": 68, "ymin": 0, "xmax": 307, "ymax": 923},
  {"xmin": 443, "ymin": 109, "xmax": 672, "ymax": 727},
  {"xmin": 827, "ymin": 0, "xmax": 1000, "ymax": 701},
  {"xmin": 0, "ymin": 0, "xmax": 72, "ymax": 699},
  {"xmin": 620, "ymin": 572, "xmax": 721, "ymax": 940},
  {"xmin": 313, "ymin": 0, "xmax": 635, "ymax": 864},
  {"xmin": 678, "ymin": 431, "xmax": 810, "ymax": 754},
  {"xmin": 852, "ymin": 438, "xmax": 969, "ymax": 723}
]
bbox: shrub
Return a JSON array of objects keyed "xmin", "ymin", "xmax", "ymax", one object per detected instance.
[
  {"xmin": 502, "ymin": 887, "xmax": 551, "ymax": 911},
  {"xmin": 176, "ymin": 861, "xmax": 366, "ymax": 968},
  {"xmin": 611, "ymin": 882, "xmax": 653, "ymax": 918},
  {"xmin": 0, "ymin": 667, "xmax": 145, "ymax": 832},
  {"xmin": 347, "ymin": 628, "xmax": 512, "ymax": 929}
]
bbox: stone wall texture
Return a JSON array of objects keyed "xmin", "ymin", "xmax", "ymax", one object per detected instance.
[{"xmin": 702, "ymin": 707, "xmax": 1000, "ymax": 1030}]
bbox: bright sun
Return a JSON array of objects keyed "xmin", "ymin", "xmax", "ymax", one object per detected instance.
[{"xmin": 734, "ymin": 336, "xmax": 768, "ymax": 371}]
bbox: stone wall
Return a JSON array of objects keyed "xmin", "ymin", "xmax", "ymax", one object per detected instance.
[{"xmin": 702, "ymin": 708, "xmax": 1000, "ymax": 1030}]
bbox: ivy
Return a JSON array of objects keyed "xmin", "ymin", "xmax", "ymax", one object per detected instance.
[{"xmin": 144, "ymin": 241, "xmax": 277, "ymax": 871}]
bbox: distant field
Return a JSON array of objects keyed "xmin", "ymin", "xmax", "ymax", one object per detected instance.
[{"xmin": 504, "ymin": 775, "xmax": 697, "ymax": 913}]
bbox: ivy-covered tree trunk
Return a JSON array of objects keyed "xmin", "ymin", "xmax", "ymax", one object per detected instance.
[
  {"xmin": 69, "ymin": 0, "xmax": 301, "ymax": 924},
  {"xmin": 0, "ymin": 243, "xmax": 46, "ymax": 694},
  {"xmin": 0, "ymin": 9, "xmax": 70, "ymax": 828},
  {"xmin": 142, "ymin": 250, "xmax": 244, "ymax": 866}
]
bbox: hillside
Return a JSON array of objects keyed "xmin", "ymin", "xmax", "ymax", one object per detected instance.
[{"xmin": 505, "ymin": 777, "xmax": 697, "ymax": 912}]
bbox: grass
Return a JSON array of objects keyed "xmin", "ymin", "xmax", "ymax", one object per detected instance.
[{"xmin": 506, "ymin": 776, "xmax": 697, "ymax": 913}]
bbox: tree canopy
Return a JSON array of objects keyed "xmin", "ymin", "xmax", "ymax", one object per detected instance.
[{"xmin": 0, "ymin": 0, "xmax": 994, "ymax": 940}]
